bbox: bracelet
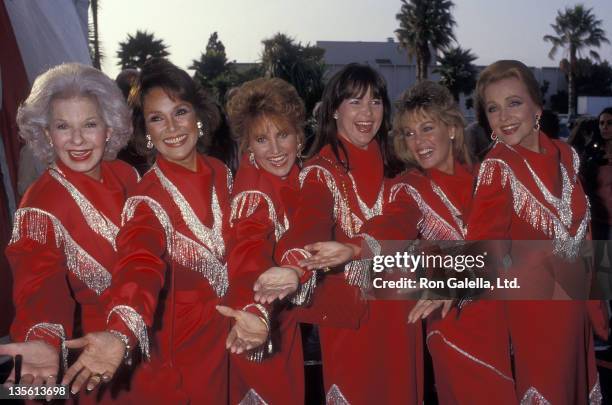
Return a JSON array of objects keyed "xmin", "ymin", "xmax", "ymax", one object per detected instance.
[
  {"xmin": 107, "ymin": 330, "xmax": 132, "ymax": 366},
  {"xmin": 242, "ymin": 303, "xmax": 270, "ymax": 332}
]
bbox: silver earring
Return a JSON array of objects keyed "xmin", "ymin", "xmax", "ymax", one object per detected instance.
[
  {"xmin": 146, "ymin": 134, "xmax": 153, "ymax": 150},
  {"xmin": 197, "ymin": 121, "xmax": 204, "ymax": 138},
  {"xmin": 249, "ymin": 151, "xmax": 259, "ymax": 168},
  {"xmin": 534, "ymin": 114, "xmax": 541, "ymax": 132},
  {"xmin": 490, "ymin": 131, "xmax": 497, "ymax": 141},
  {"xmin": 297, "ymin": 143, "xmax": 303, "ymax": 159},
  {"xmin": 48, "ymin": 138, "xmax": 54, "ymax": 147},
  {"xmin": 333, "ymin": 112, "xmax": 339, "ymax": 120}
]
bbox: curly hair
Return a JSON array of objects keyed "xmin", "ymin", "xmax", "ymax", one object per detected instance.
[
  {"xmin": 392, "ymin": 80, "xmax": 472, "ymax": 167},
  {"xmin": 16, "ymin": 63, "xmax": 132, "ymax": 164},
  {"xmin": 225, "ymin": 78, "xmax": 306, "ymax": 153},
  {"xmin": 475, "ymin": 60, "xmax": 542, "ymax": 134},
  {"xmin": 129, "ymin": 58, "xmax": 221, "ymax": 160}
]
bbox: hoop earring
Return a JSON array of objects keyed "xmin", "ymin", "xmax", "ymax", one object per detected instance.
[
  {"xmin": 534, "ymin": 114, "xmax": 541, "ymax": 132},
  {"xmin": 249, "ymin": 151, "xmax": 259, "ymax": 168},
  {"xmin": 146, "ymin": 134, "xmax": 153, "ymax": 150},
  {"xmin": 490, "ymin": 131, "xmax": 497, "ymax": 141},
  {"xmin": 197, "ymin": 121, "xmax": 204, "ymax": 138}
]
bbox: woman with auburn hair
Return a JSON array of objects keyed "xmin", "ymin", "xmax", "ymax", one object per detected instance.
[
  {"xmin": 223, "ymin": 77, "xmax": 308, "ymax": 404},
  {"xmin": 260, "ymin": 63, "xmax": 422, "ymax": 405},
  {"xmin": 0, "ymin": 63, "xmax": 137, "ymax": 403},
  {"xmin": 61, "ymin": 58, "xmax": 269, "ymax": 404},
  {"xmin": 468, "ymin": 59, "xmax": 603, "ymax": 404}
]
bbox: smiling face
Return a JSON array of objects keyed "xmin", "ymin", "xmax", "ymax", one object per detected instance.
[
  {"xmin": 335, "ymin": 87, "xmax": 383, "ymax": 149},
  {"xmin": 143, "ymin": 87, "xmax": 199, "ymax": 171},
  {"xmin": 483, "ymin": 76, "xmax": 542, "ymax": 152},
  {"xmin": 401, "ymin": 111, "xmax": 455, "ymax": 174},
  {"xmin": 247, "ymin": 115, "xmax": 299, "ymax": 178},
  {"xmin": 45, "ymin": 96, "xmax": 110, "ymax": 180}
]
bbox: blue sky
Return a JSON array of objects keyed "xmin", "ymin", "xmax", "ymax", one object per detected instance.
[{"xmin": 98, "ymin": 0, "xmax": 612, "ymax": 79}]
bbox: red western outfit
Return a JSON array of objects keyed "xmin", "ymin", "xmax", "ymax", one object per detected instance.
[
  {"xmin": 6, "ymin": 159, "xmax": 138, "ymax": 403},
  {"xmin": 467, "ymin": 133, "xmax": 601, "ymax": 405},
  {"xmin": 223, "ymin": 154, "xmax": 305, "ymax": 405},
  {"xmin": 106, "ymin": 154, "xmax": 232, "ymax": 404},
  {"xmin": 276, "ymin": 139, "xmax": 423, "ymax": 405},
  {"xmin": 380, "ymin": 162, "xmax": 516, "ymax": 405}
]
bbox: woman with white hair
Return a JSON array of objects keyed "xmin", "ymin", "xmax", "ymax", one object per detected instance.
[{"xmin": 0, "ymin": 63, "xmax": 137, "ymax": 402}]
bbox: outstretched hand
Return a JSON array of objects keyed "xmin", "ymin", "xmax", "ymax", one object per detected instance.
[
  {"xmin": 0, "ymin": 340, "xmax": 59, "ymax": 397},
  {"xmin": 216, "ymin": 305, "xmax": 268, "ymax": 354},
  {"xmin": 253, "ymin": 266, "xmax": 300, "ymax": 304},
  {"xmin": 407, "ymin": 299, "xmax": 453, "ymax": 323},
  {"xmin": 61, "ymin": 331, "xmax": 126, "ymax": 394},
  {"xmin": 299, "ymin": 241, "xmax": 357, "ymax": 270}
]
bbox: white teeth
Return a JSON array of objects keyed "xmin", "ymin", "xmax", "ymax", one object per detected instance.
[
  {"xmin": 418, "ymin": 148, "xmax": 433, "ymax": 156},
  {"xmin": 268, "ymin": 155, "xmax": 287, "ymax": 164},
  {"xmin": 164, "ymin": 135, "xmax": 187, "ymax": 144},
  {"xmin": 69, "ymin": 150, "xmax": 90, "ymax": 157}
]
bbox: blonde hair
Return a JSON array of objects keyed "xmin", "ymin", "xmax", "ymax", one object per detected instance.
[{"xmin": 392, "ymin": 80, "xmax": 472, "ymax": 166}]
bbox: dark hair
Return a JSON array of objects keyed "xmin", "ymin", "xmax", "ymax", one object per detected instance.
[
  {"xmin": 599, "ymin": 107, "xmax": 612, "ymax": 120},
  {"xmin": 309, "ymin": 63, "xmax": 401, "ymax": 177},
  {"xmin": 129, "ymin": 58, "xmax": 220, "ymax": 160}
]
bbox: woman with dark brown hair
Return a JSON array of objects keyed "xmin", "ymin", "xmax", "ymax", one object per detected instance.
[
  {"xmin": 61, "ymin": 58, "xmax": 268, "ymax": 404},
  {"xmin": 266, "ymin": 63, "xmax": 422, "ymax": 405}
]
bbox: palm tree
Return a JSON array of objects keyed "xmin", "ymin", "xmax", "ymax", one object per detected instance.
[
  {"xmin": 434, "ymin": 46, "xmax": 478, "ymax": 101},
  {"xmin": 395, "ymin": 0, "xmax": 456, "ymax": 81},
  {"xmin": 89, "ymin": 0, "xmax": 102, "ymax": 69},
  {"xmin": 116, "ymin": 30, "xmax": 170, "ymax": 70},
  {"xmin": 543, "ymin": 4, "xmax": 609, "ymax": 117}
]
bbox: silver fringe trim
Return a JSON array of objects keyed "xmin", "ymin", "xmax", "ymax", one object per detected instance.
[
  {"xmin": 107, "ymin": 305, "xmax": 150, "ymax": 361},
  {"xmin": 279, "ymin": 248, "xmax": 317, "ymax": 306},
  {"xmin": 25, "ymin": 322, "xmax": 68, "ymax": 370},
  {"xmin": 242, "ymin": 304, "xmax": 273, "ymax": 363},
  {"xmin": 326, "ymin": 384, "xmax": 350, "ymax": 405},
  {"xmin": 347, "ymin": 172, "xmax": 384, "ymax": 220},
  {"xmin": 49, "ymin": 166, "xmax": 120, "ymax": 249},
  {"xmin": 426, "ymin": 330, "xmax": 514, "ymax": 383},
  {"xmin": 390, "ymin": 183, "xmax": 463, "ymax": 241},
  {"xmin": 226, "ymin": 165, "xmax": 234, "ymax": 193},
  {"xmin": 153, "ymin": 164, "xmax": 225, "ymax": 257},
  {"xmin": 520, "ymin": 387, "xmax": 551, "ymax": 405},
  {"xmin": 475, "ymin": 159, "xmax": 589, "ymax": 259},
  {"xmin": 230, "ymin": 190, "xmax": 289, "ymax": 242},
  {"xmin": 590, "ymin": 378, "xmax": 602, "ymax": 405},
  {"xmin": 10, "ymin": 208, "xmax": 111, "ymax": 295},
  {"xmin": 299, "ymin": 165, "xmax": 354, "ymax": 238},
  {"xmin": 122, "ymin": 196, "xmax": 229, "ymax": 297},
  {"xmin": 132, "ymin": 167, "xmax": 142, "ymax": 182},
  {"xmin": 238, "ymin": 389, "xmax": 269, "ymax": 405}
]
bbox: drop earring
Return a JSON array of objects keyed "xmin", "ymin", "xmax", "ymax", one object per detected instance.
[
  {"xmin": 534, "ymin": 114, "xmax": 541, "ymax": 132},
  {"xmin": 146, "ymin": 134, "xmax": 153, "ymax": 149},
  {"xmin": 249, "ymin": 151, "xmax": 259, "ymax": 168},
  {"xmin": 490, "ymin": 131, "xmax": 497, "ymax": 141},
  {"xmin": 197, "ymin": 121, "xmax": 204, "ymax": 137}
]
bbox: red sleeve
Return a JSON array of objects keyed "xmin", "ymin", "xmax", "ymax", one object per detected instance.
[
  {"xmin": 106, "ymin": 202, "xmax": 166, "ymax": 357},
  {"xmin": 223, "ymin": 198, "xmax": 276, "ymax": 311},
  {"xmin": 350, "ymin": 187, "xmax": 420, "ymax": 257},
  {"xmin": 6, "ymin": 212, "xmax": 75, "ymax": 353},
  {"xmin": 466, "ymin": 161, "xmax": 512, "ymax": 240},
  {"xmin": 274, "ymin": 169, "xmax": 335, "ymax": 269}
]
